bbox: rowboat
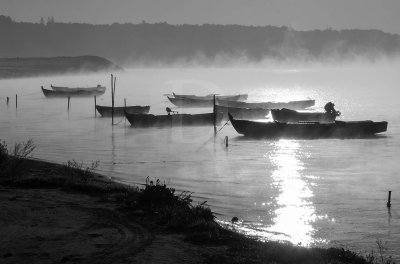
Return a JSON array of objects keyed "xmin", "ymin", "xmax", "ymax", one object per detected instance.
[
  {"xmin": 125, "ymin": 112, "xmax": 223, "ymax": 127},
  {"xmin": 167, "ymin": 96, "xmax": 215, "ymax": 107},
  {"xmin": 172, "ymin": 93, "xmax": 248, "ymax": 101},
  {"xmin": 41, "ymin": 86, "xmax": 106, "ymax": 97},
  {"xmin": 96, "ymin": 105, "xmax": 150, "ymax": 117},
  {"xmin": 217, "ymin": 99, "xmax": 315, "ymax": 110},
  {"xmin": 271, "ymin": 108, "xmax": 337, "ymax": 123},
  {"xmin": 216, "ymin": 105, "xmax": 269, "ymax": 120},
  {"xmin": 228, "ymin": 113, "xmax": 388, "ymax": 139},
  {"xmin": 51, "ymin": 84, "xmax": 106, "ymax": 93}
]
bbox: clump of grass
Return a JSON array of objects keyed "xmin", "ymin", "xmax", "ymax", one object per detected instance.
[
  {"xmin": 0, "ymin": 139, "xmax": 36, "ymax": 179},
  {"xmin": 63, "ymin": 159, "xmax": 99, "ymax": 183},
  {"xmin": 12, "ymin": 139, "xmax": 35, "ymax": 158},
  {"xmin": 365, "ymin": 239, "xmax": 396, "ymax": 264},
  {"xmin": 136, "ymin": 177, "xmax": 216, "ymax": 230}
]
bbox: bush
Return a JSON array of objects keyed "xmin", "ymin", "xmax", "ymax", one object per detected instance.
[{"xmin": 137, "ymin": 177, "xmax": 216, "ymax": 230}]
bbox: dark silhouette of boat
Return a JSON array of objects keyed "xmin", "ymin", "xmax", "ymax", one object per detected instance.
[
  {"xmin": 51, "ymin": 84, "xmax": 105, "ymax": 92},
  {"xmin": 228, "ymin": 113, "xmax": 388, "ymax": 139},
  {"xmin": 96, "ymin": 105, "xmax": 150, "ymax": 117},
  {"xmin": 271, "ymin": 102, "xmax": 341, "ymax": 123},
  {"xmin": 216, "ymin": 105, "xmax": 269, "ymax": 120},
  {"xmin": 271, "ymin": 108, "xmax": 338, "ymax": 123},
  {"xmin": 217, "ymin": 99, "xmax": 315, "ymax": 110},
  {"xmin": 41, "ymin": 86, "xmax": 106, "ymax": 97},
  {"xmin": 168, "ymin": 96, "xmax": 314, "ymax": 109},
  {"xmin": 125, "ymin": 111, "xmax": 223, "ymax": 127},
  {"xmin": 172, "ymin": 92, "xmax": 248, "ymax": 101}
]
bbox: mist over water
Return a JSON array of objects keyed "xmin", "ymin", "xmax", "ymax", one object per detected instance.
[{"xmin": 1, "ymin": 61, "xmax": 399, "ymax": 259}]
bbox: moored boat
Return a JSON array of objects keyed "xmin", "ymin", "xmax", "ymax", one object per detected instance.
[
  {"xmin": 271, "ymin": 102, "xmax": 341, "ymax": 123},
  {"xmin": 216, "ymin": 105, "xmax": 269, "ymax": 120},
  {"xmin": 217, "ymin": 99, "xmax": 315, "ymax": 110},
  {"xmin": 172, "ymin": 93, "xmax": 248, "ymax": 101},
  {"xmin": 41, "ymin": 86, "xmax": 106, "ymax": 97},
  {"xmin": 167, "ymin": 96, "xmax": 214, "ymax": 107},
  {"xmin": 51, "ymin": 84, "xmax": 106, "ymax": 93},
  {"xmin": 228, "ymin": 113, "xmax": 388, "ymax": 139},
  {"xmin": 125, "ymin": 112, "xmax": 223, "ymax": 127},
  {"xmin": 271, "ymin": 108, "xmax": 337, "ymax": 123},
  {"xmin": 96, "ymin": 105, "xmax": 150, "ymax": 117}
]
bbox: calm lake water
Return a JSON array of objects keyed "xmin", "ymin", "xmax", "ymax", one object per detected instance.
[{"xmin": 1, "ymin": 64, "xmax": 399, "ymax": 258}]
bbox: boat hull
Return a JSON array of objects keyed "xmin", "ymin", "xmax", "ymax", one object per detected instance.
[
  {"xmin": 271, "ymin": 108, "xmax": 336, "ymax": 123},
  {"xmin": 42, "ymin": 86, "xmax": 105, "ymax": 97},
  {"xmin": 217, "ymin": 105, "xmax": 269, "ymax": 120},
  {"xmin": 218, "ymin": 99, "xmax": 315, "ymax": 110},
  {"xmin": 96, "ymin": 105, "xmax": 150, "ymax": 117},
  {"xmin": 172, "ymin": 93, "xmax": 248, "ymax": 101},
  {"xmin": 125, "ymin": 112, "xmax": 223, "ymax": 127},
  {"xmin": 229, "ymin": 114, "xmax": 388, "ymax": 139}
]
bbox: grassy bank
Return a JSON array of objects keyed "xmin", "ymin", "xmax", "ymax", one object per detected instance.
[{"xmin": 0, "ymin": 140, "xmax": 395, "ymax": 264}]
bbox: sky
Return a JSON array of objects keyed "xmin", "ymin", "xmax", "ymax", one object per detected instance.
[{"xmin": 1, "ymin": 0, "xmax": 400, "ymax": 34}]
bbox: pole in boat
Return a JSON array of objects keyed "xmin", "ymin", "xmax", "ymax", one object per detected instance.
[
  {"xmin": 213, "ymin": 94, "xmax": 217, "ymax": 136},
  {"xmin": 94, "ymin": 96, "xmax": 97, "ymax": 117},
  {"xmin": 67, "ymin": 96, "xmax": 70, "ymax": 111},
  {"xmin": 387, "ymin": 191, "xmax": 392, "ymax": 207}
]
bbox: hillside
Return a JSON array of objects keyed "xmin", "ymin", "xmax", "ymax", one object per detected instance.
[
  {"xmin": 0, "ymin": 55, "xmax": 122, "ymax": 79},
  {"xmin": 1, "ymin": 14, "xmax": 400, "ymax": 66}
]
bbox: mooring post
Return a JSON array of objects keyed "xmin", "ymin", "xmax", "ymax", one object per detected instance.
[
  {"xmin": 387, "ymin": 191, "xmax": 392, "ymax": 207},
  {"xmin": 111, "ymin": 74, "xmax": 114, "ymax": 125},
  {"xmin": 6, "ymin": 96, "xmax": 9, "ymax": 106},
  {"xmin": 67, "ymin": 96, "xmax": 70, "ymax": 111},
  {"xmin": 225, "ymin": 136, "xmax": 229, "ymax": 148},
  {"xmin": 94, "ymin": 96, "xmax": 97, "ymax": 117},
  {"xmin": 213, "ymin": 94, "xmax": 217, "ymax": 136},
  {"xmin": 15, "ymin": 94, "xmax": 17, "ymax": 109}
]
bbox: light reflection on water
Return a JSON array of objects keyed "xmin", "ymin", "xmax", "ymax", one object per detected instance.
[{"xmin": 268, "ymin": 140, "xmax": 322, "ymax": 246}]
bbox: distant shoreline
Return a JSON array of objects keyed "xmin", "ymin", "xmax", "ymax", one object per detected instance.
[{"xmin": 0, "ymin": 55, "xmax": 123, "ymax": 79}]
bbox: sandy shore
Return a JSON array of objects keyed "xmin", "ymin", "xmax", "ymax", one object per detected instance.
[{"xmin": 0, "ymin": 158, "xmax": 224, "ymax": 264}]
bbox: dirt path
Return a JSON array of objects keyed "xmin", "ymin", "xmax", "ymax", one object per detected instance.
[{"xmin": 0, "ymin": 186, "xmax": 215, "ymax": 264}]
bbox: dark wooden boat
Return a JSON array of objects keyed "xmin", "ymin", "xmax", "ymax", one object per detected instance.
[
  {"xmin": 172, "ymin": 93, "xmax": 248, "ymax": 101},
  {"xmin": 217, "ymin": 99, "xmax": 315, "ymax": 110},
  {"xmin": 216, "ymin": 105, "xmax": 269, "ymax": 120},
  {"xmin": 228, "ymin": 113, "xmax": 388, "ymax": 139},
  {"xmin": 271, "ymin": 108, "xmax": 337, "ymax": 123},
  {"xmin": 125, "ymin": 112, "xmax": 223, "ymax": 127},
  {"xmin": 167, "ymin": 94, "xmax": 246, "ymax": 108},
  {"xmin": 167, "ymin": 96, "xmax": 215, "ymax": 107},
  {"xmin": 51, "ymin": 84, "xmax": 106, "ymax": 93},
  {"xmin": 96, "ymin": 105, "xmax": 150, "ymax": 117},
  {"xmin": 41, "ymin": 86, "xmax": 106, "ymax": 97}
]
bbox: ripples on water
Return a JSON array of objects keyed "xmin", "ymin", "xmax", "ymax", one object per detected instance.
[{"xmin": 0, "ymin": 66, "xmax": 399, "ymax": 259}]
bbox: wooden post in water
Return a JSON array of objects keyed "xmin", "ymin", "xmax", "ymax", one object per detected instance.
[
  {"xmin": 6, "ymin": 96, "xmax": 9, "ymax": 106},
  {"xmin": 111, "ymin": 74, "xmax": 114, "ymax": 125},
  {"xmin": 94, "ymin": 96, "xmax": 97, "ymax": 117},
  {"xmin": 15, "ymin": 94, "xmax": 17, "ymax": 109},
  {"xmin": 67, "ymin": 96, "xmax": 70, "ymax": 112},
  {"xmin": 225, "ymin": 136, "xmax": 228, "ymax": 148},
  {"xmin": 213, "ymin": 94, "xmax": 217, "ymax": 136},
  {"xmin": 387, "ymin": 191, "xmax": 392, "ymax": 207}
]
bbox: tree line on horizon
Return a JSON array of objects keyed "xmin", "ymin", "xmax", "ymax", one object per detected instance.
[{"xmin": 1, "ymin": 14, "xmax": 400, "ymax": 66}]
